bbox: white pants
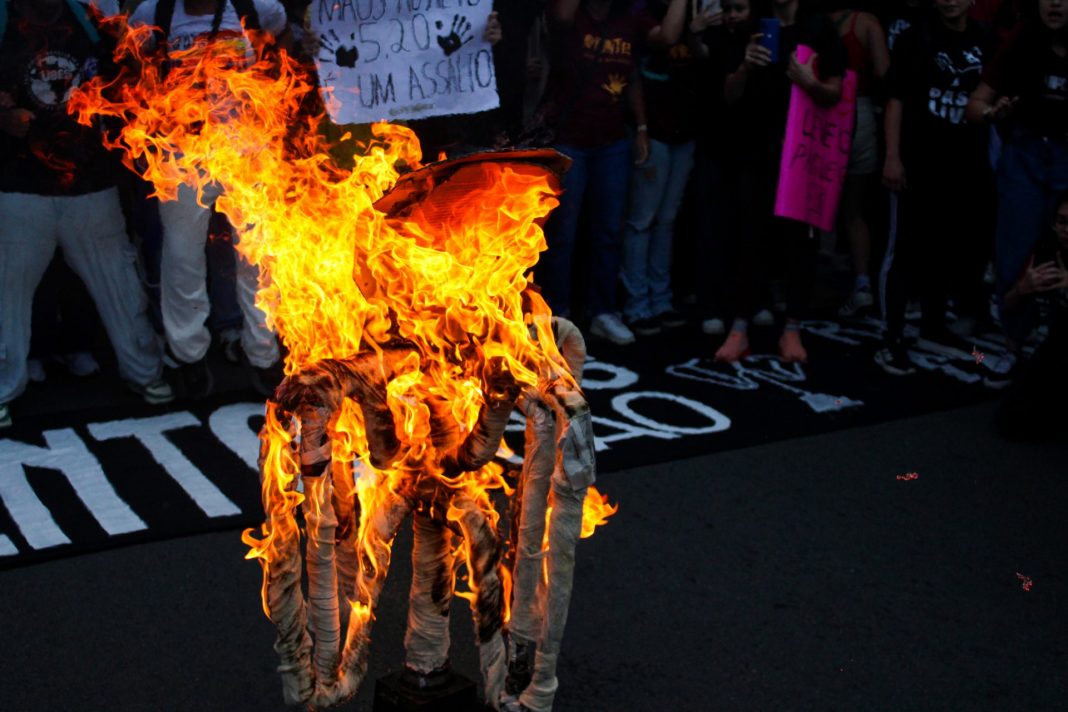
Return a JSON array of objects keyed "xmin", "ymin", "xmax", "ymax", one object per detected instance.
[
  {"xmin": 0, "ymin": 188, "xmax": 163, "ymax": 404},
  {"xmin": 158, "ymin": 183, "xmax": 279, "ymax": 368}
]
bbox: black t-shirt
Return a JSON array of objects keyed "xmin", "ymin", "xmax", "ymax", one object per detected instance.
[
  {"xmin": 887, "ymin": 18, "xmax": 994, "ymax": 165},
  {"xmin": 641, "ymin": 1, "xmax": 701, "ymax": 144},
  {"xmin": 700, "ymin": 26, "xmax": 753, "ymax": 156},
  {"xmin": 0, "ymin": 4, "xmax": 119, "ymax": 195},
  {"xmin": 738, "ymin": 13, "xmax": 847, "ymax": 145},
  {"xmin": 984, "ymin": 28, "xmax": 1068, "ymax": 141}
]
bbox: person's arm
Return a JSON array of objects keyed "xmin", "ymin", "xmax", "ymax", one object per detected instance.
[
  {"xmin": 882, "ymin": 97, "xmax": 905, "ymax": 192},
  {"xmin": 724, "ymin": 32, "xmax": 769, "ymax": 107},
  {"xmin": 483, "ymin": 11, "xmax": 502, "ymax": 45},
  {"xmin": 0, "ymin": 91, "xmax": 33, "ymax": 139},
  {"xmin": 786, "ymin": 50, "xmax": 842, "ymax": 107},
  {"xmin": 966, "ymin": 81, "xmax": 1017, "ymax": 124},
  {"xmin": 864, "ymin": 13, "xmax": 890, "ymax": 80},
  {"xmin": 1004, "ymin": 257, "xmax": 1067, "ymax": 311},
  {"xmin": 687, "ymin": 6, "xmax": 724, "ymax": 59},
  {"xmin": 648, "ymin": 0, "xmax": 688, "ymax": 48},
  {"xmin": 627, "ymin": 69, "xmax": 650, "ymax": 165}
]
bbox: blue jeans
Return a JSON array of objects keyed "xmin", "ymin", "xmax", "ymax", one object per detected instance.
[
  {"xmin": 621, "ymin": 139, "xmax": 695, "ymax": 321},
  {"xmin": 994, "ymin": 130, "xmax": 1068, "ymax": 344},
  {"xmin": 537, "ymin": 139, "xmax": 631, "ymax": 318}
]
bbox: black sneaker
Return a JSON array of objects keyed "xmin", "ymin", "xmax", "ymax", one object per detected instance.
[
  {"xmin": 170, "ymin": 357, "xmax": 214, "ymax": 400},
  {"xmin": 658, "ymin": 308, "xmax": 687, "ymax": 328},
  {"xmin": 874, "ymin": 343, "xmax": 916, "ymax": 376},
  {"xmin": 627, "ymin": 316, "xmax": 661, "ymax": 337}
]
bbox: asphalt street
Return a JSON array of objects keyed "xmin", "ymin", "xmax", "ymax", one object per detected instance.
[{"xmin": 1, "ymin": 401, "xmax": 1064, "ymax": 711}]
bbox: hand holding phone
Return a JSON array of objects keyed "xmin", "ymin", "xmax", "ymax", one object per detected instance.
[{"xmin": 758, "ymin": 17, "xmax": 781, "ymax": 64}]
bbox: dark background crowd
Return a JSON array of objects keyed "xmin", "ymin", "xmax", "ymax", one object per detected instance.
[{"xmin": 1, "ymin": 0, "xmax": 1065, "ymax": 441}]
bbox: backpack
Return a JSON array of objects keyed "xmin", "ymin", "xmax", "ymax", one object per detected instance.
[
  {"xmin": 0, "ymin": 0, "xmax": 101, "ymax": 45},
  {"xmin": 152, "ymin": 0, "xmax": 261, "ymax": 47}
]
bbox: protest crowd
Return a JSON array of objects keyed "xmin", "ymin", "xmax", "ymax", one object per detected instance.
[{"xmin": 1, "ymin": 0, "xmax": 1066, "ymax": 441}]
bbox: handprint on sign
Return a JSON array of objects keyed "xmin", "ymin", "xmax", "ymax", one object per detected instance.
[
  {"xmin": 319, "ymin": 29, "xmax": 359, "ymax": 68},
  {"xmin": 436, "ymin": 14, "xmax": 473, "ymax": 56}
]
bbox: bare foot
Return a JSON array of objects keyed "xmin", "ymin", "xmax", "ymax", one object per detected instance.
[
  {"xmin": 714, "ymin": 330, "xmax": 750, "ymax": 362},
  {"xmin": 778, "ymin": 328, "xmax": 808, "ymax": 363}
]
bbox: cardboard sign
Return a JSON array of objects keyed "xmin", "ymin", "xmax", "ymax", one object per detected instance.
[
  {"xmin": 774, "ymin": 45, "xmax": 857, "ymax": 232},
  {"xmin": 311, "ymin": 0, "xmax": 499, "ymax": 124}
]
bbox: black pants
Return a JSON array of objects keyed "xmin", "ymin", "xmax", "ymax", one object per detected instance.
[
  {"xmin": 729, "ymin": 141, "xmax": 818, "ymax": 323},
  {"xmin": 883, "ymin": 157, "xmax": 994, "ymax": 341}
]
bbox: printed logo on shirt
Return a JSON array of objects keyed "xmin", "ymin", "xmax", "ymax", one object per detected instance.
[
  {"xmin": 887, "ymin": 19, "xmax": 910, "ymax": 51},
  {"xmin": 601, "ymin": 73, "xmax": 627, "ymax": 100},
  {"xmin": 23, "ymin": 52, "xmax": 83, "ymax": 111},
  {"xmin": 583, "ymin": 34, "xmax": 632, "ymax": 57},
  {"xmin": 928, "ymin": 46, "xmax": 983, "ymax": 125},
  {"xmin": 170, "ymin": 29, "xmax": 253, "ymax": 64}
]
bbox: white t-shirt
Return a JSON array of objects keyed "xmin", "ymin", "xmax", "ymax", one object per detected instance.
[{"xmin": 130, "ymin": 0, "xmax": 287, "ymax": 53}]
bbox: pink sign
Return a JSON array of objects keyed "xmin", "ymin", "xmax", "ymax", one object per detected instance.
[{"xmin": 774, "ymin": 45, "xmax": 858, "ymax": 232}]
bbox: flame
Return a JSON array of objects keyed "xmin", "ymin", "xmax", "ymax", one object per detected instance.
[{"xmin": 71, "ymin": 17, "xmax": 613, "ymax": 647}]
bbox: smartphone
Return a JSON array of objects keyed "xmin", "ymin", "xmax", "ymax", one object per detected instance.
[{"xmin": 758, "ymin": 17, "xmax": 781, "ymax": 64}]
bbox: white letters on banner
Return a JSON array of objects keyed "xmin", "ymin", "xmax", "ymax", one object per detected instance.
[{"xmin": 313, "ymin": 0, "xmax": 498, "ymax": 123}]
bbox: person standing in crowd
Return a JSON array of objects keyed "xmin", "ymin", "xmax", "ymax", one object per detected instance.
[
  {"xmin": 128, "ymin": 0, "xmax": 291, "ymax": 399},
  {"xmin": 535, "ymin": 0, "xmax": 687, "ymax": 345},
  {"xmin": 0, "ymin": 0, "xmax": 173, "ymax": 429},
  {"xmin": 714, "ymin": 0, "xmax": 846, "ymax": 362},
  {"xmin": 883, "ymin": 0, "xmax": 929, "ymax": 52},
  {"xmin": 967, "ymin": 0, "xmax": 1068, "ymax": 385},
  {"xmin": 621, "ymin": 0, "xmax": 722, "ymax": 337},
  {"xmin": 876, "ymin": 0, "xmax": 995, "ymax": 375},
  {"xmin": 827, "ymin": 1, "xmax": 889, "ymax": 318},
  {"xmin": 993, "ymin": 189, "xmax": 1068, "ymax": 436}
]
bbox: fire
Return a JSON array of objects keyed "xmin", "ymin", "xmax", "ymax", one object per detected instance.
[{"xmin": 70, "ymin": 16, "xmax": 614, "ymax": 703}]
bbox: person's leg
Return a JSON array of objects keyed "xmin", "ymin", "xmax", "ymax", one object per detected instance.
[
  {"xmin": 158, "ymin": 182, "xmax": 217, "ymax": 364},
  {"xmin": 536, "ymin": 144, "xmax": 589, "ymax": 317},
  {"xmin": 234, "ymin": 245, "xmax": 281, "ymax": 369},
  {"xmin": 950, "ymin": 163, "xmax": 996, "ymax": 332},
  {"xmin": 777, "ymin": 217, "xmax": 818, "ymax": 362},
  {"xmin": 693, "ymin": 147, "xmax": 729, "ymax": 328},
  {"xmin": 585, "ymin": 138, "xmax": 631, "ymax": 318},
  {"xmin": 57, "ymin": 187, "xmax": 164, "ymax": 389},
  {"xmin": 621, "ymin": 138, "xmax": 670, "ymax": 323},
  {"xmin": 0, "ymin": 193, "xmax": 59, "ymax": 409},
  {"xmin": 994, "ymin": 133, "xmax": 1047, "ymax": 346},
  {"xmin": 648, "ymin": 140, "xmax": 696, "ymax": 318},
  {"xmin": 206, "ymin": 210, "xmax": 243, "ymax": 335}
]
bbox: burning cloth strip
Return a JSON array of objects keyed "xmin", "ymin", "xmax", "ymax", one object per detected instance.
[
  {"xmin": 67, "ymin": 19, "xmax": 616, "ymax": 711},
  {"xmin": 261, "ymin": 317, "xmax": 599, "ymax": 710}
]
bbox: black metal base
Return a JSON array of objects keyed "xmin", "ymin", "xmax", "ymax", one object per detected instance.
[{"xmin": 373, "ymin": 670, "xmax": 490, "ymax": 712}]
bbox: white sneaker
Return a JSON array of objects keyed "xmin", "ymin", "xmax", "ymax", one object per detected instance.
[
  {"xmin": 589, "ymin": 313, "xmax": 636, "ymax": 345},
  {"xmin": 702, "ymin": 317, "xmax": 726, "ymax": 335},
  {"xmin": 837, "ymin": 288, "xmax": 873, "ymax": 318},
  {"xmin": 27, "ymin": 359, "xmax": 46, "ymax": 383},
  {"xmin": 753, "ymin": 309, "xmax": 775, "ymax": 327},
  {"xmin": 129, "ymin": 378, "xmax": 176, "ymax": 405}
]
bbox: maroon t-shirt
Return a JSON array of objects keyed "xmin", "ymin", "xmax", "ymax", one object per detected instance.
[{"xmin": 546, "ymin": 8, "xmax": 657, "ymax": 148}]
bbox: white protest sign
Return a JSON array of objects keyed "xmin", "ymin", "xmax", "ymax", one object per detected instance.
[{"xmin": 312, "ymin": 0, "xmax": 499, "ymax": 124}]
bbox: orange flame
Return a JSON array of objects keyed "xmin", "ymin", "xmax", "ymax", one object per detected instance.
[{"xmin": 70, "ymin": 17, "xmax": 613, "ymax": 639}]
